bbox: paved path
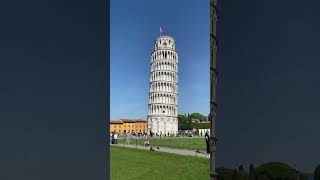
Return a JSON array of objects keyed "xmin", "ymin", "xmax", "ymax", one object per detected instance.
[
  {"xmin": 117, "ymin": 136, "xmax": 205, "ymax": 140},
  {"xmin": 111, "ymin": 143, "xmax": 210, "ymax": 159}
]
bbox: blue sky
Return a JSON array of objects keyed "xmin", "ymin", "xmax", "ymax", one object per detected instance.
[{"xmin": 110, "ymin": 0, "xmax": 210, "ymax": 120}]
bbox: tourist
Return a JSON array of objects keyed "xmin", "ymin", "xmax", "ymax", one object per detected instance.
[
  {"xmin": 205, "ymin": 131, "xmax": 210, "ymax": 154},
  {"xmin": 126, "ymin": 132, "xmax": 131, "ymax": 145},
  {"xmin": 111, "ymin": 132, "xmax": 114, "ymax": 144},
  {"xmin": 114, "ymin": 132, "xmax": 118, "ymax": 144}
]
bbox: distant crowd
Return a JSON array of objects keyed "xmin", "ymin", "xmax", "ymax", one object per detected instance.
[{"xmin": 110, "ymin": 129, "xmax": 211, "ymax": 154}]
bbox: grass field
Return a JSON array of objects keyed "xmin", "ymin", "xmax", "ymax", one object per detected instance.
[
  {"xmin": 110, "ymin": 146, "xmax": 209, "ymax": 180},
  {"xmin": 117, "ymin": 137, "xmax": 206, "ymax": 151}
]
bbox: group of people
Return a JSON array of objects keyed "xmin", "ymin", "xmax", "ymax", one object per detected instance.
[
  {"xmin": 124, "ymin": 131, "xmax": 149, "ymax": 144},
  {"xmin": 125, "ymin": 131, "xmax": 134, "ymax": 145},
  {"xmin": 154, "ymin": 131, "xmax": 170, "ymax": 138},
  {"xmin": 111, "ymin": 131, "xmax": 118, "ymax": 144},
  {"xmin": 150, "ymin": 131, "xmax": 180, "ymax": 138},
  {"xmin": 111, "ymin": 129, "xmax": 211, "ymax": 155}
]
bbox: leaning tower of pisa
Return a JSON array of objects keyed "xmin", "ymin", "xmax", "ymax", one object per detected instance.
[{"xmin": 147, "ymin": 32, "xmax": 179, "ymax": 135}]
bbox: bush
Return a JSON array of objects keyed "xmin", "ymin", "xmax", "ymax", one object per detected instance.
[
  {"xmin": 216, "ymin": 167, "xmax": 234, "ymax": 180},
  {"xmin": 255, "ymin": 162, "xmax": 297, "ymax": 180}
]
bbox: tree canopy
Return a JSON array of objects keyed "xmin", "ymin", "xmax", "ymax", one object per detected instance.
[
  {"xmin": 178, "ymin": 113, "xmax": 208, "ymax": 130},
  {"xmin": 255, "ymin": 162, "xmax": 297, "ymax": 180},
  {"xmin": 216, "ymin": 167, "xmax": 234, "ymax": 180},
  {"xmin": 189, "ymin": 112, "xmax": 205, "ymax": 120},
  {"xmin": 216, "ymin": 162, "xmax": 308, "ymax": 180}
]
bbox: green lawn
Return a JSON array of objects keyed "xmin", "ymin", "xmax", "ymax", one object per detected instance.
[
  {"xmin": 117, "ymin": 137, "xmax": 206, "ymax": 151},
  {"xmin": 110, "ymin": 146, "xmax": 209, "ymax": 180}
]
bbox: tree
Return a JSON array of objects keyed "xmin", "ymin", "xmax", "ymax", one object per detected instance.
[
  {"xmin": 216, "ymin": 167, "xmax": 234, "ymax": 180},
  {"xmin": 255, "ymin": 162, "xmax": 296, "ymax": 180},
  {"xmin": 315, "ymin": 164, "xmax": 320, "ymax": 180},
  {"xmin": 189, "ymin": 112, "xmax": 205, "ymax": 120},
  {"xmin": 177, "ymin": 114, "xmax": 187, "ymax": 121},
  {"xmin": 249, "ymin": 164, "xmax": 256, "ymax": 180},
  {"xmin": 178, "ymin": 114, "xmax": 192, "ymax": 130},
  {"xmin": 299, "ymin": 173, "xmax": 308, "ymax": 180},
  {"xmin": 178, "ymin": 113, "xmax": 209, "ymax": 130}
]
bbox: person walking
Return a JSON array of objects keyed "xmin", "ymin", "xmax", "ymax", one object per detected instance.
[{"xmin": 205, "ymin": 130, "xmax": 210, "ymax": 154}]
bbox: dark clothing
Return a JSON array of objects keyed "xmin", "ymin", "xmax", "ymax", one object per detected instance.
[
  {"xmin": 205, "ymin": 133, "xmax": 210, "ymax": 154},
  {"xmin": 111, "ymin": 133, "xmax": 115, "ymax": 144}
]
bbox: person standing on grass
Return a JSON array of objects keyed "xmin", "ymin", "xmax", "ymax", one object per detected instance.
[
  {"xmin": 131, "ymin": 130, "xmax": 135, "ymax": 140},
  {"xmin": 114, "ymin": 132, "xmax": 118, "ymax": 144},
  {"xmin": 111, "ymin": 132, "xmax": 114, "ymax": 144},
  {"xmin": 126, "ymin": 132, "xmax": 130, "ymax": 145},
  {"xmin": 205, "ymin": 130, "xmax": 210, "ymax": 154}
]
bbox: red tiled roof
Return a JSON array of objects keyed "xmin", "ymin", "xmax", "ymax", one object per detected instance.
[
  {"xmin": 121, "ymin": 119, "xmax": 147, "ymax": 122},
  {"xmin": 110, "ymin": 120, "xmax": 123, "ymax": 124},
  {"xmin": 110, "ymin": 119, "xmax": 147, "ymax": 123}
]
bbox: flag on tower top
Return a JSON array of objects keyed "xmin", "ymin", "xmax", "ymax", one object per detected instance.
[{"xmin": 160, "ymin": 27, "xmax": 164, "ymax": 35}]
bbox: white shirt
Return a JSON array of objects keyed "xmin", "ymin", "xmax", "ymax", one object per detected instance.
[{"xmin": 114, "ymin": 134, "xmax": 118, "ymax": 139}]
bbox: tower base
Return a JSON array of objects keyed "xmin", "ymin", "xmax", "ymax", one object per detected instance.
[{"xmin": 147, "ymin": 116, "xmax": 178, "ymax": 135}]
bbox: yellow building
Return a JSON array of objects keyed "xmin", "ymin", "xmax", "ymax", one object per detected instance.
[{"xmin": 110, "ymin": 119, "xmax": 147, "ymax": 134}]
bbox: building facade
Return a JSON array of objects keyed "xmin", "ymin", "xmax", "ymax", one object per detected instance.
[
  {"xmin": 147, "ymin": 33, "xmax": 179, "ymax": 135},
  {"xmin": 110, "ymin": 119, "xmax": 147, "ymax": 134}
]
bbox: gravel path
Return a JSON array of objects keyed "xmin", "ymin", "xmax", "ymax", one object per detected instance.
[{"xmin": 111, "ymin": 143, "xmax": 210, "ymax": 159}]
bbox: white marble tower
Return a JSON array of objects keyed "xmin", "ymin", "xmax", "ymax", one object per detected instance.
[{"xmin": 147, "ymin": 29, "xmax": 179, "ymax": 135}]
